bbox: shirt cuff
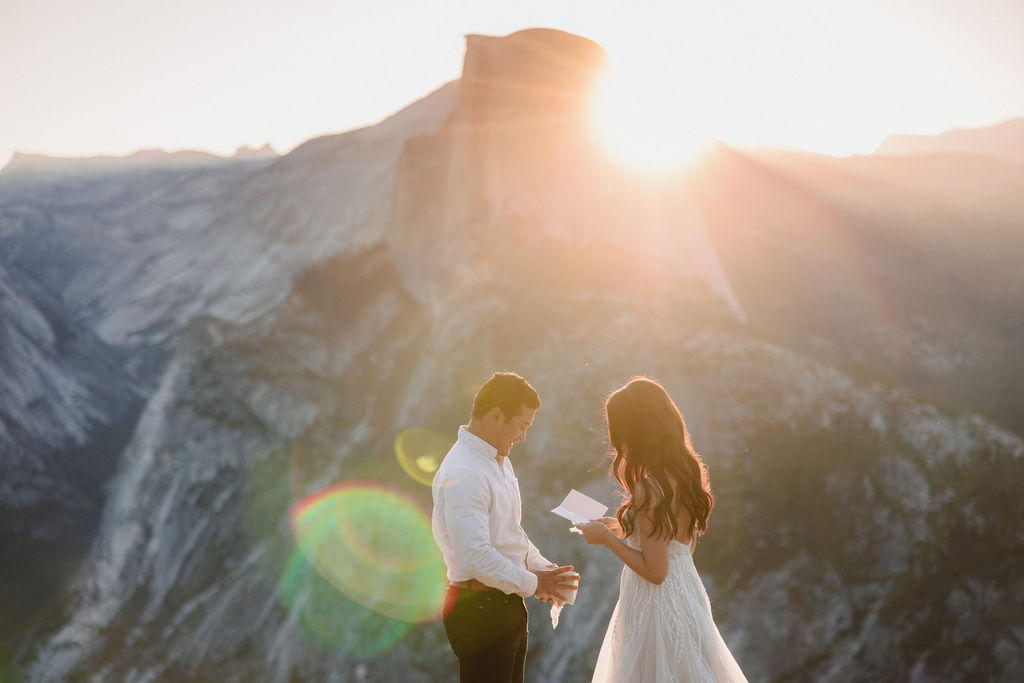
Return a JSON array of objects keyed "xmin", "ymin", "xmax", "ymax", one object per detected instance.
[
  {"xmin": 518, "ymin": 568, "xmax": 539, "ymax": 598},
  {"xmin": 526, "ymin": 554, "xmax": 553, "ymax": 571}
]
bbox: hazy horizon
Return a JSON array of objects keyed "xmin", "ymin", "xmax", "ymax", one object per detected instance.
[
  {"xmin": 5, "ymin": 103, "xmax": 1019, "ymax": 169},
  {"xmin": 3, "ymin": 0, "xmax": 1024, "ymax": 167}
]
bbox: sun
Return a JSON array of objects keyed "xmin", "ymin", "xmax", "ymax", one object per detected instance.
[{"xmin": 590, "ymin": 60, "xmax": 714, "ymax": 172}]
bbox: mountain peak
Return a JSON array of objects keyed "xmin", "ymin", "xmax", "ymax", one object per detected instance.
[
  {"xmin": 459, "ymin": 28, "xmax": 607, "ymax": 121},
  {"xmin": 874, "ymin": 117, "xmax": 1024, "ymax": 165},
  {"xmin": 229, "ymin": 143, "xmax": 278, "ymax": 160}
]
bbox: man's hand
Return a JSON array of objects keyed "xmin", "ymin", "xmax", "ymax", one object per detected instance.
[{"xmin": 532, "ymin": 565, "xmax": 577, "ymax": 603}]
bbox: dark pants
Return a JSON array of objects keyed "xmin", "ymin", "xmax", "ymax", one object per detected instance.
[{"xmin": 443, "ymin": 586, "xmax": 529, "ymax": 683}]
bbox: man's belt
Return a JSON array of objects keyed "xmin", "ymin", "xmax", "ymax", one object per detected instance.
[{"xmin": 448, "ymin": 578, "xmax": 504, "ymax": 593}]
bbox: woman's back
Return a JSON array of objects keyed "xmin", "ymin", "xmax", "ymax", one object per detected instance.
[{"xmin": 640, "ymin": 476, "xmax": 695, "ymax": 548}]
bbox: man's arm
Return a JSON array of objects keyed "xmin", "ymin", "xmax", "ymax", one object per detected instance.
[
  {"xmin": 525, "ymin": 538, "xmax": 553, "ymax": 571},
  {"xmin": 442, "ymin": 468, "xmax": 539, "ymax": 597}
]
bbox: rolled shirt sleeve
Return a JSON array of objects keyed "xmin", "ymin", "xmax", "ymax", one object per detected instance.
[
  {"xmin": 525, "ymin": 538, "xmax": 553, "ymax": 571},
  {"xmin": 441, "ymin": 467, "xmax": 538, "ymax": 597}
]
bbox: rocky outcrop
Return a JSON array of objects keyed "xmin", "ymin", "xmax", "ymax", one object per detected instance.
[{"xmin": 388, "ymin": 29, "xmax": 742, "ymax": 316}]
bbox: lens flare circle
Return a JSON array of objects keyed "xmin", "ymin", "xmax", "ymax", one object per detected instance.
[
  {"xmin": 394, "ymin": 427, "xmax": 449, "ymax": 486},
  {"xmin": 289, "ymin": 482, "xmax": 446, "ymax": 624}
]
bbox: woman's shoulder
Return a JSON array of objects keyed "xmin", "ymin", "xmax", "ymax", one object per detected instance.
[
  {"xmin": 632, "ymin": 476, "xmax": 673, "ymax": 512},
  {"xmin": 634, "ymin": 476, "xmax": 660, "ymax": 504},
  {"xmin": 639, "ymin": 475, "xmax": 670, "ymax": 498},
  {"xmin": 641, "ymin": 475, "xmax": 695, "ymax": 542}
]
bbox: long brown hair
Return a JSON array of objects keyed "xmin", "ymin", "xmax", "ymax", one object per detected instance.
[{"xmin": 605, "ymin": 377, "xmax": 713, "ymax": 541}]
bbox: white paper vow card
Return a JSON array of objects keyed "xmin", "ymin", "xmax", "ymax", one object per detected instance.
[{"xmin": 552, "ymin": 489, "xmax": 609, "ymax": 531}]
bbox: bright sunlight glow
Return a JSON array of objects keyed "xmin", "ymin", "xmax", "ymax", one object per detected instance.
[{"xmin": 591, "ymin": 58, "xmax": 714, "ymax": 172}]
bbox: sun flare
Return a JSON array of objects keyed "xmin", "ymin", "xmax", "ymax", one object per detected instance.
[{"xmin": 591, "ymin": 60, "xmax": 714, "ymax": 172}]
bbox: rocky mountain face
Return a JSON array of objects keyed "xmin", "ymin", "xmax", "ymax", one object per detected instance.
[
  {"xmin": 0, "ymin": 85, "xmax": 455, "ymax": 676},
  {"xmin": 691, "ymin": 144, "xmax": 1024, "ymax": 438},
  {"xmin": 0, "ymin": 260, "xmax": 141, "ymax": 670},
  {"xmin": 4, "ymin": 28, "xmax": 1022, "ymax": 682}
]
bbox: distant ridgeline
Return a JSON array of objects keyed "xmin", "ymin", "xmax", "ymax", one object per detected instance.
[
  {"xmin": 1, "ymin": 144, "xmax": 278, "ymax": 177},
  {"xmin": 875, "ymin": 116, "xmax": 1024, "ymax": 166}
]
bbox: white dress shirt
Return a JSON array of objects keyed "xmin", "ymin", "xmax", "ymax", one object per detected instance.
[{"xmin": 431, "ymin": 426, "xmax": 552, "ymax": 597}]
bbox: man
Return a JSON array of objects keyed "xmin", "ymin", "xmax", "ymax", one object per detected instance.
[{"xmin": 432, "ymin": 371, "xmax": 577, "ymax": 683}]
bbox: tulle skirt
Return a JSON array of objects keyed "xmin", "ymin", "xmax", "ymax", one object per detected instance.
[{"xmin": 591, "ymin": 541, "xmax": 747, "ymax": 683}]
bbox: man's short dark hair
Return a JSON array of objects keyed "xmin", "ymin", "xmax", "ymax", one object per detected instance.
[{"xmin": 471, "ymin": 372, "xmax": 541, "ymax": 420}]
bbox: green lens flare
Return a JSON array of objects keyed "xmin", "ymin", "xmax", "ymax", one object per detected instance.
[
  {"xmin": 277, "ymin": 548, "xmax": 412, "ymax": 657},
  {"xmin": 289, "ymin": 483, "xmax": 447, "ymax": 624}
]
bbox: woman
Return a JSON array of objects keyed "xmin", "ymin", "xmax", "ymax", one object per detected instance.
[{"xmin": 576, "ymin": 377, "xmax": 747, "ymax": 683}]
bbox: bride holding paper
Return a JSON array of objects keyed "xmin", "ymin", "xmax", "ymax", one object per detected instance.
[{"xmin": 575, "ymin": 377, "xmax": 748, "ymax": 683}]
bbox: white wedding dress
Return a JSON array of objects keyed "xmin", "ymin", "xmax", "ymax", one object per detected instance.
[{"xmin": 591, "ymin": 537, "xmax": 748, "ymax": 683}]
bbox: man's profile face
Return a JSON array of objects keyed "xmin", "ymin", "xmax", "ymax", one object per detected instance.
[{"xmin": 492, "ymin": 405, "xmax": 537, "ymax": 460}]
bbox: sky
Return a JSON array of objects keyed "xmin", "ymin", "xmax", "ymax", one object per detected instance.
[{"xmin": 2, "ymin": 0, "xmax": 1023, "ymax": 168}]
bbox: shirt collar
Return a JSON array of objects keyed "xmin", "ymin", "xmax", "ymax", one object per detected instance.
[{"xmin": 458, "ymin": 425, "xmax": 498, "ymax": 463}]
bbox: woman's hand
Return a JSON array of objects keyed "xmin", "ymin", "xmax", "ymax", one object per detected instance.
[
  {"xmin": 593, "ymin": 516, "xmax": 624, "ymax": 538},
  {"xmin": 575, "ymin": 520, "xmax": 615, "ymax": 546}
]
